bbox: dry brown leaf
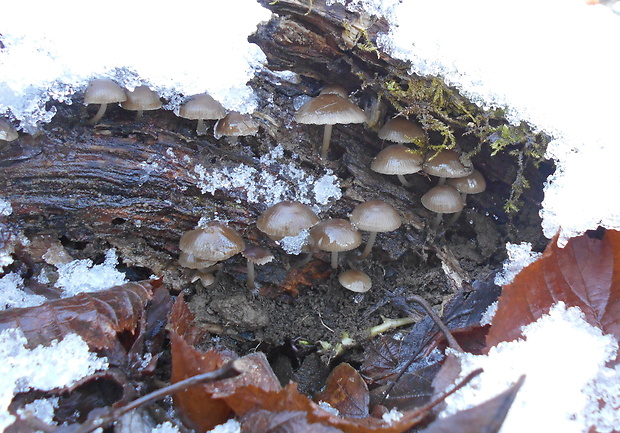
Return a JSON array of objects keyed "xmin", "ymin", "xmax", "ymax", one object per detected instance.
[
  {"xmin": 314, "ymin": 363, "xmax": 370, "ymax": 418},
  {"xmin": 0, "ymin": 279, "xmax": 158, "ymax": 349},
  {"xmin": 486, "ymin": 229, "xmax": 620, "ymax": 360},
  {"xmin": 167, "ymin": 294, "xmax": 235, "ymax": 432},
  {"xmin": 241, "ymin": 409, "xmax": 345, "ymax": 433}
]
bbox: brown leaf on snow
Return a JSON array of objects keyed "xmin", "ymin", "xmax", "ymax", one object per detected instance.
[
  {"xmin": 0, "ymin": 279, "xmax": 158, "ymax": 349},
  {"xmin": 314, "ymin": 363, "xmax": 370, "ymax": 418},
  {"xmin": 486, "ymin": 229, "xmax": 620, "ymax": 360}
]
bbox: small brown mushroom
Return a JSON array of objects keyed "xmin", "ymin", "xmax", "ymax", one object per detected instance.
[
  {"xmin": 378, "ymin": 117, "xmax": 425, "ymax": 145},
  {"xmin": 371, "ymin": 144, "xmax": 424, "ymax": 186},
  {"xmin": 310, "ymin": 219, "xmax": 362, "ymax": 269},
  {"xmin": 338, "ymin": 269, "xmax": 372, "ymax": 293},
  {"xmin": 0, "ymin": 118, "xmax": 18, "ymax": 142},
  {"xmin": 179, "ymin": 221, "xmax": 245, "ymax": 264},
  {"xmin": 256, "ymin": 201, "xmax": 320, "ymax": 242},
  {"xmin": 319, "ymin": 84, "xmax": 349, "ymax": 98},
  {"xmin": 350, "ymin": 200, "xmax": 402, "ymax": 259},
  {"xmin": 446, "ymin": 169, "xmax": 486, "ymax": 225},
  {"xmin": 83, "ymin": 79, "xmax": 127, "ymax": 124},
  {"xmin": 179, "ymin": 93, "xmax": 227, "ymax": 136},
  {"xmin": 421, "ymin": 185, "xmax": 464, "ymax": 229},
  {"xmin": 423, "ymin": 149, "xmax": 473, "ymax": 185},
  {"xmin": 121, "ymin": 85, "xmax": 162, "ymax": 120},
  {"xmin": 295, "ymin": 93, "xmax": 367, "ymax": 159},
  {"xmin": 214, "ymin": 111, "xmax": 259, "ymax": 141},
  {"xmin": 242, "ymin": 246, "xmax": 274, "ymax": 289}
]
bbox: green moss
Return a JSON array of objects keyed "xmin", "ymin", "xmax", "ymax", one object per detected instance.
[{"xmin": 376, "ymin": 74, "xmax": 551, "ymax": 215}]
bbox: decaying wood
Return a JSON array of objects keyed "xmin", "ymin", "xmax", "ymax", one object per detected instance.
[{"xmin": 0, "ymin": 0, "xmax": 550, "ymax": 295}]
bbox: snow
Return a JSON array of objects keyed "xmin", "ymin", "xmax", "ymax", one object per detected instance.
[
  {"xmin": 53, "ymin": 249, "xmax": 127, "ymax": 296},
  {"xmin": 0, "ymin": 0, "xmax": 271, "ymax": 133},
  {"xmin": 0, "ymin": 273, "xmax": 47, "ymax": 310},
  {"xmin": 0, "ymin": 329, "xmax": 108, "ymax": 432},
  {"xmin": 206, "ymin": 419, "xmax": 241, "ymax": 433},
  {"xmin": 494, "ymin": 242, "xmax": 542, "ymax": 286},
  {"xmin": 442, "ymin": 302, "xmax": 620, "ymax": 432}
]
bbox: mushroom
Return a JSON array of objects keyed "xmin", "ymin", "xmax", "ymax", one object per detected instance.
[
  {"xmin": 178, "ymin": 252, "xmax": 217, "ymax": 270},
  {"xmin": 179, "ymin": 221, "xmax": 245, "ymax": 272},
  {"xmin": 214, "ymin": 111, "xmax": 259, "ymax": 141},
  {"xmin": 190, "ymin": 270, "xmax": 216, "ymax": 288},
  {"xmin": 121, "ymin": 85, "xmax": 162, "ymax": 120},
  {"xmin": 350, "ymin": 200, "xmax": 402, "ymax": 259},
  {"xmin": 242, "ymin": 246, "xmax": 274, "ymax": 289},
  {"xmin": 179, "ymin": 93, "xmax": 226, "ymax": 136},
  {"xmin": 421, "ymin": 185, "xmax": 464, "ymax": 229},
  {"xmin": 446, "ymin": 169, "xmax": 486, "ymax": 226},
  {"xmin": 310, "ymin": 219, "xmax": 362, "ymax": 269},
  {"xmin": 295, "ymin": 93, "xmax": 367, "ymax": 159},
  {"xmin": 338, "ymin": 269, "xmax": 372, "ymax": 293},
  {"xmin": 256, "ymin": 201, "xmax": 320, "ymax": 242},
  {"xmin": 0, "ymin": 118, "xmax": 18, "ymax": 142},
  {"xmin": 378, "ymin": 117, "xmax": 425, "ymax": 146},
  {"xmin": 83, "ymin": 79, "xmax": 127, "ymax": 124},
  {"xmin": 319, "ymin": 84, "xmax": 349, "ymax": 98},
  {"xmin": 370, "ymin": 144, "xmax": 424, "ymax": 186},
  {"xmin": 423, "ymin": 149, "xmax": 473, "ymax": 185}
]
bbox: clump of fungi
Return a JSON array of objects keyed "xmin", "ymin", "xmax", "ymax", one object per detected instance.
[
  {"xmin": 84, "ymin": 79, "xmax": 127, "ymax": 124},
  {"xmin": 179, "ymin": 93, "xmax": 226, "ymax": 136},
  {"xmin": 295, "ymin": 86, "xmax": 367, "ymax": 159},
  {"xmin": 350, "ymin": 199, "xmax": 402, "ymax": 259},
  {"xmin": 121, "ymin": 85, "xmax": 162, "ymax": 120}
]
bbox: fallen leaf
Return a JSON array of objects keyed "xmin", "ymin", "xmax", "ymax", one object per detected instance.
[
  {"xmin": 0, "ymin": 279, "xmax": 158, "ymax": 349},
  {"xmin": 241, "ymin": 409, "xmax": 345, "ymax": 433},
  {"xmin": 167, "ymin": 294, "xmax": 236, "ymax": 431},
  {"xmin": 314, "ymin": 363, "xmax": 370, "ymax": 418},
  {"xmin": 421, "ymin": 375, "xmax": 524, "ymax": 433},
  {"xmin": 486, "ymin": 229, "xmax": 620, "ymax": 361}
]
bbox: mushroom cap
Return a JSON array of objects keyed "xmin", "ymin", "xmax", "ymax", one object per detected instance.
[
  {"xmin": 178, "ymin": 252, "xmax": 218, "ymax": 270},
  {"xmin": 179, "ymin": 93, "xmax": 226, "ymax": 120},
  {"xmin": 310, "ymin": 219, "xmax": 362, "ymax": 252},
  {"xmin": 295, "ymin": 94, "xmax": 367, "ymax": 125},
  {"xmin": 319, "ymin": 84, "xmax": 348, "ymax": 99},
  {"xmin": 0, "ymin": 118, "xmax": 18, "ymax": 141},
  {"xmin": 378, "ymin": 117, "xmax": 425, "ymax": 144},
  {"xmin": 179, "ymin": 222, "xmax": 245, "ymax": 262},
  {"xmin": 423, "ymin": 150, "xmax": 473, "ymax": 179},
  {"xmin": 350, "ymin": 200, "xmax": 402, "ymax": 232},
  {"xmin": 371, "ymin": 144, "xmax": 424, "ymax": 175},
  {"xmin": 257, "ymin": 201, "xmax": 320, "ymax": 240},
  {"xmin": 446, "ymin": 169, "xmax": 487, "ymax": 194},
  {"xmin": 84, "ymin": 79, "xmax": 127, "ymax": 105},
  {"xmin": 121, "ymin": 86, "xmax": 162, "ymax": 111},
  {"xmin": 214, "ymin": 111, "xmax": 259, "ymax": 139},
  {"xmin": 242, "ymin": 246, "xmax": 274, "ymax": 265},
  {"xmin": 421, "ymin": 185, "xmax": 464, "ymax": 214},
  {"xmin": 339, "ymin": 269, "xmax": 372, "ymax": 293}
]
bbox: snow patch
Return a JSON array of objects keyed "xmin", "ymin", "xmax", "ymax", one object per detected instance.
[{"xmin": 494, "ymin": 242, "xmax": 542, "ymax": 286}]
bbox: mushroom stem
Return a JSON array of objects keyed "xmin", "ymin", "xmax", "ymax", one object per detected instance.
[
  {"xmin": 89, "ymin": 103, "xmax": 108, "ymax": 125},
  {"xmin": 135, "ymin": 109, "xmax": 144, "ymax": 120},
  {"xmin": 320, "ymin": 124, "xmax": 334, "ymax": 159},
  {"xmin": 359, "ymin": 231, "xmax": 378, "ymax": 260},
  {"xmin": 446, "ymin": 193, "xmax": 468, "ymax": 228},
  {"xmin": 246, "ymin": 260, "xmax": 256, "ymax": 289},
  {"xmin": 430, "ymin": 212, "xmax": 443, "ymax": 230},
  {"xmin": 196, "ymin": 118, "xmax": 207, "ymax": 136},
  {"xmin": 396, "ymin": 174, "xmax": 412, "ymax": 187},
  {"xmin": 437, "ymin": 177, "xmax": 447, "ymax": 186},
  {"xmin": 331, "ymin": 251, "xmax": 339, "ymax": 269}
]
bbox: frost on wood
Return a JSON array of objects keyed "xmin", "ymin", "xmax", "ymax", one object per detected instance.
[
  {"xmin": 192, "ymin": 145, "xmax": 342, "ymax": 212},
  {"xmin": 0, "ymin": 329, "xmax": 108, "ymax": 432},
  {"xmin": 442, "ymin": 303, "xmax": 620, "ymax": 433},
  {"xmin": 0, "ymin": 0, "xmax": 271, "ymax": 132}
]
